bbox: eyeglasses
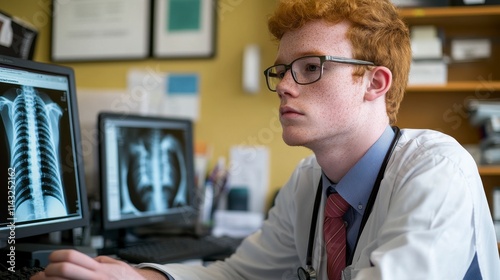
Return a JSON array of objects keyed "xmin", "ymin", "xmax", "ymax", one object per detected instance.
[{"xmin": 263, "ymin": 55, "xmax": 375, "ymax": 92}]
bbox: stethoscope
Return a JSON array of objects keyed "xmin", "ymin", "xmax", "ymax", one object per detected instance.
[{"xmin": 297, "ymin": 126, "xmax": 402, "ymax": 280}]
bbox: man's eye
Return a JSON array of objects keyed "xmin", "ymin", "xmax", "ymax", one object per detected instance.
[{"xmin": 305, "ymin": 64, "xmax": 320, "ymax": 72}]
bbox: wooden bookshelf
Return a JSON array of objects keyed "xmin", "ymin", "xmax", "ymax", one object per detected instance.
[
  {"xmin": 401, "ymin": 6, "xmax": 500, "ymax": 93},
  {"xmin": 398, "ymin": 5, "xmax": 500, "ymax": 142},
  {"xmin": 398, "ymin": 6, "xmax": 500, "ymax": 214}
]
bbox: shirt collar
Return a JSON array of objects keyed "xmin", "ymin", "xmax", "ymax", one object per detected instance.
[{"xmin": 322, "ymin": 126, "xmax": 395, "ymax": 215}]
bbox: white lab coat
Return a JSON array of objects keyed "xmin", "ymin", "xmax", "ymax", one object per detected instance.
[{"xmin": 138, "ymin": 129, "xmax": 500, "ymax": 279}]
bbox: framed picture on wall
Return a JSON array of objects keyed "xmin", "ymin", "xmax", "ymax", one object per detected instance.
[
  {"xmin": 152, "ymin": 0, "xmax": 217, "ymax": 59},
  {"xmin": 51, "ymin": 0, "xmax": 150, "ymax": 62}
]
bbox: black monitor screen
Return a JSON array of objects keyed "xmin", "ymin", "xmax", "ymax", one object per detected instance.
[
  {"xmin": 98, "ymin": 113, "xmax": 197, "ymax": 231},
  {"xmin": 0, "ymin": 55, "xmax": 88, "ymax": 242}
]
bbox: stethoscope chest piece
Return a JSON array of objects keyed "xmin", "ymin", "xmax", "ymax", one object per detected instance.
[{"xmin": 297, "ymin": 265, "xmax": 316, "ymax": 280}]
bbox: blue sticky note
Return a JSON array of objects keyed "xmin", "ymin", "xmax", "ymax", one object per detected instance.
[{"xmin": 167, "ymin": 74, "xmax": 199, "ymax": 95}]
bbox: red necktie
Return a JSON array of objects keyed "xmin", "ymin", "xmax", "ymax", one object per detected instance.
[{"xmin": 324, "ymin": 193, "xmax": 350, "ymax": 280}]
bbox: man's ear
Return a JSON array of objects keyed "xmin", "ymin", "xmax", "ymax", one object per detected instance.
[{"xmin": 365, "ymin": 66, "xmax": 392, "ymax": 101}]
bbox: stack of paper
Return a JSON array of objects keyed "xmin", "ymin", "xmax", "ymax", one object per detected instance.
[{"xmin": 408, "ymin": 25, "xmax": 447, "ymax": 85}]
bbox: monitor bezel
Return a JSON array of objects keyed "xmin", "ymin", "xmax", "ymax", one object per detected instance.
[
  {"xmin": 98, "ymin": 112, "xmax": 198, "ymax": 232},
  {"xmin": 0, "ymin": 55, "xmax": 89, "ymax": 242}
]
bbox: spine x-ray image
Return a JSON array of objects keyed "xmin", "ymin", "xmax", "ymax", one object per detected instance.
[
  {"xmin": 117, "ymin": 128, "xmax": 187, "ymax": 214},
  {"xmin": 0, "ymin": 85, "xmax": 68, "ymax": 221}
]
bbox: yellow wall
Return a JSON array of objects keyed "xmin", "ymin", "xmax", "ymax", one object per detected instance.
[{"xmin": 2, "ymin": 0, "xmax": 312, "ymax": 207}]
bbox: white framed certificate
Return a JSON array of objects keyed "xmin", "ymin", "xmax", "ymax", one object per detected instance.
[{"xmin": 51, "ymin": 0, "xmax": 150, "ymax": 62}]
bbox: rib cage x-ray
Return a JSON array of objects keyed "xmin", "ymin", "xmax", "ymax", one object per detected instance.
[
  {"xmin": 118, "ymin": 128, "xmax": 187, "ymax": 214},
  {"xmin": 0, "ymin": 85, "xmax": 68, "ymax": 221}
]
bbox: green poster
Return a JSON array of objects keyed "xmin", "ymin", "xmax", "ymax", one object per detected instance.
[{"xmin": 168, "ymin": 0, "xmax": 201, "ymax": 32}]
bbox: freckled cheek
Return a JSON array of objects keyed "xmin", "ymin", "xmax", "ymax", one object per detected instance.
[
  {"xmin": 310, "ymin": 96, "xmax": 347, "ymax": 125},
  {"xmin": 322, "ymin": 105, "xmax": 350, "ymax": 125},
  {"xmin": 312, "ymin": 83, "xmax": 348, "ymax": 108},
  {"xmin": 312, "ymin": 86, "xmax": 357, "ymax": 125}
]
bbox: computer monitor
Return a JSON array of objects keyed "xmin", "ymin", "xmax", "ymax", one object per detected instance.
[
  {"xmin": 98, "ymin": 112, "xmax": 198, "ymax": 237},
  {"xmin": 0, "ymin": 55, "xmax": 89, "ymax": 245}
]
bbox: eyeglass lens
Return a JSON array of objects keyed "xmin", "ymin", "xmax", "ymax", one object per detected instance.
[{"xmin": 266, "ymin": 56, "xmax": 323, "ymax": 91}]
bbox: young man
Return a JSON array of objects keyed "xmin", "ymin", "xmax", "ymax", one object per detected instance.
[{"xmin": 33, "ymin": 0, "xmax": 500, "ymax": 279}]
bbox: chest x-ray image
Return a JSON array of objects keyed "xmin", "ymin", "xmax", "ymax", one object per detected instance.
[
  {"xmin": 0, "ymin": 85, "xmax": 68, "ymax": 222},
  {"xmin": 117, "ymin": 127, "xmax": 188, "ymax": 214}
]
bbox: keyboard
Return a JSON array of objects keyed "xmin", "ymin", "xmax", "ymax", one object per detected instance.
[
  {"xmin": 116, "ymin": 235, "xmax": 243, "ymax": 264},
  {"xmin": 0, "ymin": 266, "xmax": 45, "ymax": 279}
]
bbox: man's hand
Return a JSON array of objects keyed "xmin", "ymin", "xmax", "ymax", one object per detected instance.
[{"xmin": 30, "ymin": 249, "xmax": 153, "ymax": 280}]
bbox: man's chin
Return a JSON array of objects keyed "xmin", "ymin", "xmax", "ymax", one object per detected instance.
[{"xmin": 282, "ymin": 135, "xmax": 306, "ymax": 147}]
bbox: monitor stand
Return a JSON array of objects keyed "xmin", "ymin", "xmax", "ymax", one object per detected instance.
[{"xmin": 98, "ymin": 228, "xmax": 142, "ymax": 255}]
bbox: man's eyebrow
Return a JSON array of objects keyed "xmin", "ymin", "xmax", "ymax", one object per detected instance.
[{"xmin": 273, "ymin": 51, "xmax": 325, "ymax": 65}]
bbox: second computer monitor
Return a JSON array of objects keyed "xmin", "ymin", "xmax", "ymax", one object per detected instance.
[{"xmin": 98, "ymin": 112, "xmax": 197, "ymax": 232}]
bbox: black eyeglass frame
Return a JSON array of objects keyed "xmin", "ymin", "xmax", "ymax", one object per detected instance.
[{"xmin": 263, "ymin": 55, "xmax": 376, "ymax": 92}]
